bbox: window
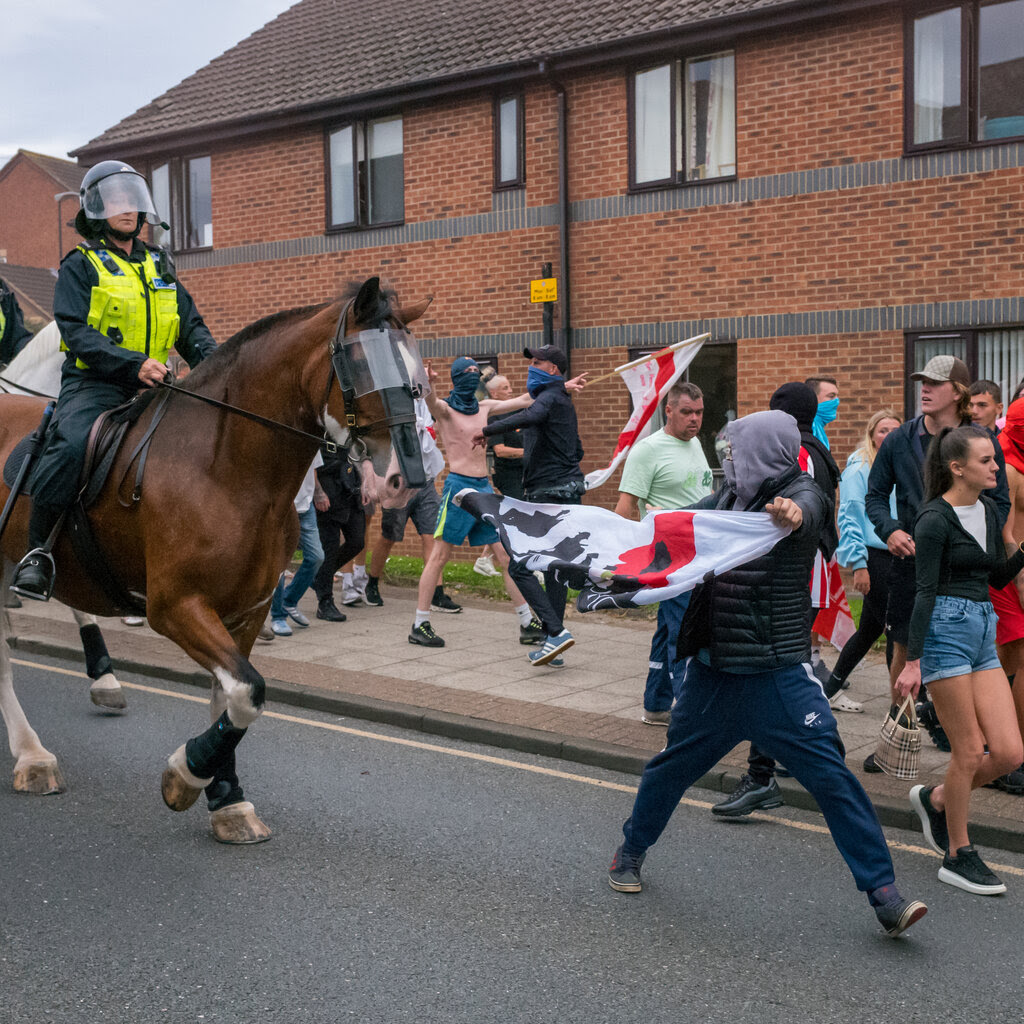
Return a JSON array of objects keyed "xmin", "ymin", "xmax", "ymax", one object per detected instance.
[
  {"xmin": 327, "ymin": 115, "xmax": 404, "ymax": 229},
  {"xmin": 906, "ymin": 327, "xmax": 1024, "ymax": 414},
  {"xmin": 627, "ymin": 342, "xmax": 737, "ymax": 469},
  {"xmin": 145, "ymin": 156, "xmax": 212, "ymax": 251},
  {"xmin": 149, "ymin": 162, "xmax": 171, "ymax": 249},
  {"xmin": 629, "ymin": 50, "xmax": 735, "ymax": 189},
  {"xmin": 184, "ymin": 156, "xmax": 213, "ymax": 249},
  {"xmin": 907, "ymin": 1, "xmax": 1024, "ymax": 149},
  {"xmin": 494, "ymin": 94, "xmax": 524, "ymax": 188}
]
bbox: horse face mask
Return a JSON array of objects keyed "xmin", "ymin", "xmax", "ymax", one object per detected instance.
[{"xmin": 331, "ymin": 327, "xmax": 428, "ymax": 489}]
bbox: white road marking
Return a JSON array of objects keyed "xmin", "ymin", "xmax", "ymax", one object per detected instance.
[{"xmin": 17, "ymin": 657, "xmax": 1024, "ymax": 877}]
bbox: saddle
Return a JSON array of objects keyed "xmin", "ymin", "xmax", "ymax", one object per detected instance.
[{"xmin": 3, "ymin": 389, "xmax": 170, "ymax": 614}]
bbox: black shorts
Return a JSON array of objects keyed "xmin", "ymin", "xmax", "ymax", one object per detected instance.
[
  {"xmin": 380, "ymin": 478, "xmax": 440, "ymax": 542},
  {"xmin": 885, "ymin": 555, "xmax": 916, "ymax": 647}
]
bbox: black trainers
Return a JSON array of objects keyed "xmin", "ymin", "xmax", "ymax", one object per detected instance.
[
  {"xmin": 938, "ymin": 845, "xmax": 1007, "ymax": 895},
  {"xmin": 872, "ymin": 889, "xmax": 928, "ymax": 937},
  {"xmin": 409, "ymin": 621, "xmax": 445, "ymax": 647},
  {"xmin": 984, "ymin": 764, "xmax": 1024, "ymax": 795},
  {"xmin": 430, "ymin": 592, "xmax": 462, "ymax": 614},
  {"xmin": 917, "ymin": 697, "xmax": 952, "ymax": 752},
  {"xmin": 11, "ymin": 551, "xmax": 55, "ymax": 602},
  {"xmin": 316, "ymin": 598, "xmax": 347, "ymax": 622},
  {"xmin": 363, "ymin": 577, "xmax": 383, "ymax": 607},
  {"xmin": 862, "ymin": 753, "xmax": 883, "ymax": 774},
  {"xmin": 608, "ymin": 843, "xmax": 645, "ymax": 892},
  {"xmin": 909, "ymin": 784, "xmax": 948, "ymax": 854},
  {"xmin": 711, "ymin": 775, "xmax": 783, "ymax": 817},
  {"xmin": 519, "ymin": 618, "xmax": 545, "ymax": 645}
]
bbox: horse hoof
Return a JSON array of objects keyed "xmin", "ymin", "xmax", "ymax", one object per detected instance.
[
  {"xmin": 89, "ymin": 677, "xmax": 127, "ymax": 712},
  {"xmin": 160, "ymin": 745, "xmax": 212, "ymax": 812},
  {"xmin": 210, "ymin": 801, "xmax": 272, "ymax": 844},
  {"xmin": 14, "ymin": 760, "xmax": 67, "ymax": 795}
]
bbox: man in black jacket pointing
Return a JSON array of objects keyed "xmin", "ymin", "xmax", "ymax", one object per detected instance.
[{"xmin": 607, "ymin": 409, "xmax": 927, "ymax": 938}]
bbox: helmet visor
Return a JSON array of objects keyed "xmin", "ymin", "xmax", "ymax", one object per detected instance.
[{"xmin": 82, "ymin": 172, "xmax": 159, "ymax": 223}]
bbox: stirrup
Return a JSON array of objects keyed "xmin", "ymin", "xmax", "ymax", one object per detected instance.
[{"xmin": 11, "ymin": 548, "xmax": 57, "ymax": 602}]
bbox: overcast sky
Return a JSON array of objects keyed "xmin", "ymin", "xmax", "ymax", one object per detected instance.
[{"xmin": 2, "ymin": 0, "xmax": 298, "ymax": 168}]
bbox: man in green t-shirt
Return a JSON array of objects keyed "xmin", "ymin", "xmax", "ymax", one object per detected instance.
[{"xmin": 615, "ymin": 382, "xmax": 713, "ymax": 725}]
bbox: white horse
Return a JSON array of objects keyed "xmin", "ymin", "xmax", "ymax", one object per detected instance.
[{"xmin": 0, "ymin": 322, "xmax": 126, "ymax": 728}]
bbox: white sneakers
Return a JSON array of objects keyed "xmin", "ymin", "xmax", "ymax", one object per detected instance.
[{"xmin": 473, "ymin": 555, "xmax": 501, "ymax": 578}]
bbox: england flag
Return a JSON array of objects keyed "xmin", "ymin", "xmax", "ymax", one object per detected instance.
[
  {"xmin": 454, "ymin": 490, "xmax": 790, "ymax": 611},
  {"xmin": 584, "ymin": 333, "xmax": 707, "ymax": 491}
]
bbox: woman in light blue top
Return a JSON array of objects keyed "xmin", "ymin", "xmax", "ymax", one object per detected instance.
[{"xmin": 827, "ymin": 410, "xmax": 902, "ymax": 703}]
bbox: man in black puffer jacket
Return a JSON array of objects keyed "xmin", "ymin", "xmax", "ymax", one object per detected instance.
[{"xmin": 607, "ymin": 410, "xmax": 927, "ymax": 938}]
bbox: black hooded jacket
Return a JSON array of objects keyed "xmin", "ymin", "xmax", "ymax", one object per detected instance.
[{"xmin": 769, "ymin": 382, "xmax": 839, "ymax": 558}]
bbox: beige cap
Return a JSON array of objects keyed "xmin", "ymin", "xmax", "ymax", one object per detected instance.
[{"xmin": 911, "ymin": 354, "xmax": 970, "ymax": 386}]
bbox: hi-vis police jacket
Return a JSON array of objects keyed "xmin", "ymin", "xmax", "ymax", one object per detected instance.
[{"xmin": 53, "ymin": 236, "xmax": 216, "ymax": 388}]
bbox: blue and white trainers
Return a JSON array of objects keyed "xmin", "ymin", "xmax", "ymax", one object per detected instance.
[
  {"xmin": 271, "ymin": 618, "xmax": 292, "ymax": 637},
  {"xmin": 283, "ymin": 605, "xmax": 310, "ymax": 628},
  {"xmin": 528, "ymin": 629, "xmax": 574, "ymax": 666}
]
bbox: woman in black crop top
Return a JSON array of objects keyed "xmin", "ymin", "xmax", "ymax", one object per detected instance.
[{"xmin": 896, "ymin": 426, "xmax": 1024, "ymax": 896}]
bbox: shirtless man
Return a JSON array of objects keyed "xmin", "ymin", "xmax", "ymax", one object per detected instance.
[{"xmin": 409, "ymin": 356, "xmax": 576, "ymax": 648}]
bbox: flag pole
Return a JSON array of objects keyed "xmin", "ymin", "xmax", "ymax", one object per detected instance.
[{"xmin": 582, "ymin": 333, "xmax": 710, "ymax": 387}]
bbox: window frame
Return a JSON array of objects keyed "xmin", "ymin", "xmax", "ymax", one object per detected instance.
[
  {"xmin": 626, "ymin": 49, "xmax": 736, "ymax": 193},
  {"xmin": 144, "ymin": 155, "xmax": 214, "ymax": 254},
  {"xmin": 493, "ymin": 93, "xmax": 525, "ymax": 191},
  {"xmin": 325, "ymin": 114, "xmax": 405, "ymax": 232},
  {"xmin": 904, "ymin": 1, "xmax": 1024, "ymax": 153}
]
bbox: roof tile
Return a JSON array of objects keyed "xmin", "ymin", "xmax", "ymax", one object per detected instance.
[{"xmin": 78, "ymin": 0, "xmax": 797, "ymax": 154}]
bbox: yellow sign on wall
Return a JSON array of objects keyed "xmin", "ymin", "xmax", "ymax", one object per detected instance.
[{"xmin": 530, "ymin": 277, "xmax": 558, "ymax": 303}]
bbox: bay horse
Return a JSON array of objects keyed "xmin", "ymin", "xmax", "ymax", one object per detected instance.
[
  {"xmin": 0, "ymin": 322, "xmax": 128, "ymax": 712},
  {"xmin": 0, "ymin": 276, "xmax": 429, "ymax": 843}
]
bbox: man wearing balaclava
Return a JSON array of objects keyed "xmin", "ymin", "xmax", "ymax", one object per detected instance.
[
  {"xmin": 413, "ymin": 356, "xmax": 583, "ymax": 652},
  {"xmin": 477, "ymin": 345, "xmax": 586, "ymax": 667},
  {"xmin": 712, "ymin": 382, "xmax": 843, "ymax": 818},
  {"xmin": 607, "ymin": 410, "xmax": 928, "ymax": 939}
]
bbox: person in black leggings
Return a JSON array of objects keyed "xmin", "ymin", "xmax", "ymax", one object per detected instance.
[{"xmin": 826, "ymin": 410, "xmax": 903, "ymax": 703}]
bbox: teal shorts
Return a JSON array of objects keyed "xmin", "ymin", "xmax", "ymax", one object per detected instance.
[{"xmin": 435, "ymin": 472, "xmax": 499, "ymax": 547}]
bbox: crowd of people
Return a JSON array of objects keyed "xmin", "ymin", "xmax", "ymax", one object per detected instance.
[{"xmin": 13, "ymin": 156, "xmax": 1024, "ymax": 937}]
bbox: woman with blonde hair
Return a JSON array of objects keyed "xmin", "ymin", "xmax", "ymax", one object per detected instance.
[{"xmin": 827, "ymin": 409, "xmax": 903, "ymax": 709}]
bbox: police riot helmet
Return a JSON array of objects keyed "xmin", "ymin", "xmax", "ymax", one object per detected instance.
[{"xmin": 74, "ymin": 161, "xmax": 160, "ymax": 240}]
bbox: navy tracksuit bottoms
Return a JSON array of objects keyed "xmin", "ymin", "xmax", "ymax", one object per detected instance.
[{"xmin": 622, "ymin": 658, "xmax": 895, "ymax": 893}]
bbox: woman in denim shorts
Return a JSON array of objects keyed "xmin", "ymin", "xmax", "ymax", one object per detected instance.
[{"xmin": 897, "ymin": 425, "xmax": 1024, "ymax": 896}]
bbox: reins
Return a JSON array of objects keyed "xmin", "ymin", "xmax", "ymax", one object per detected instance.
[
  {"xmin": 156, "ymin": 378, "xmax": 339, "ymax": 454},
  {"xmin": 0, "ymin": 375, "xmax": 58, "ymax": 400}
]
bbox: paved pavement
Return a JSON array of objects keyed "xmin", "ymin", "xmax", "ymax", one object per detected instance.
[{"xmin": 7, "ymin": 579, "xmax": 1024, "ymax": 852}]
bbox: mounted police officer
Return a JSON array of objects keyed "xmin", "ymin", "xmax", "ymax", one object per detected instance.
[
  {"xmin": 0, "ymin": 277, "xmax": 33, "ymax": 366},
  {"xmin": 11, "ymin": 160, "xmax": 217, "ymax": 600}
]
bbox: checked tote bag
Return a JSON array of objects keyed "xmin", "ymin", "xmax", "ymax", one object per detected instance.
[{"xmin": 874, "ymin": 697, "xmax": 921, "ymax": 780}]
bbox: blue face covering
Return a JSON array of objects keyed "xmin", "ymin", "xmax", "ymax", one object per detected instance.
[
  {"xmin": 812, "ymin": 396, "xmax": 839, "ymax": 449},
  {"xmin": 527, "ymin": 365, "xmax": 563, "ymax": 397},
  {"xmin": 446, "ymin": 357, "xmax": 481, "ymax": 415}
]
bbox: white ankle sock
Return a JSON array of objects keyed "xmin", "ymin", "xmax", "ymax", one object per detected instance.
[
  {"xmin": 514, "ymin": 603, "xmax": 533, "ymax": 626},
  {"xmin": 414, "ymin": 609, "xmax": 431, "ymax": 627},
  {"xmin": 342, "ymin": 573, "xmax": 353, "ymax": 588}
]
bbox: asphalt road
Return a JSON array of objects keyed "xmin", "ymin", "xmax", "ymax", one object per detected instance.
[{"xmin": 2, "ymin": 655, "xmax": 1024, "ymax": 1024}]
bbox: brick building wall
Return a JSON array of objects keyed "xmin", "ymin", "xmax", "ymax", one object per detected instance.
[
  {"xmin": 124, "ymin": 5, "xmax": 1022, "ymax": 562},
  {"xmin": 0, "ymin": 159, "xmax": 77, "ymax": 270}
]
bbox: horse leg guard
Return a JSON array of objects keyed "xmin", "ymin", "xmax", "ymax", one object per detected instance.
[
  {"xmin": 80, "ymin": 623, "xmax": 125, "ymax": 712},
  {"xmin": 161, "ymin": 712, "xmax": 245, "ymax": 813},
  {"xmin": 205, "ymin": 754, "xmax": 271, "ymax": 844}
]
